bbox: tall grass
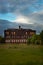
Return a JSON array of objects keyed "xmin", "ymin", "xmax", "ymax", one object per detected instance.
[{"xmin": 0, "ymin": 44, "xmax": 43, "ymax": 65}]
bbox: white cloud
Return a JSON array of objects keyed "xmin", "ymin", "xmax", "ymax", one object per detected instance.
[
  {"xmin": 12, "ymin": 10, "xmax": 43, "ymax": 25},
  {"xmin": 13, "ymin": 15, "xmax": 33, "ymax": 24}
]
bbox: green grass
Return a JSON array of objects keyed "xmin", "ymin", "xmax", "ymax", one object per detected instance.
[{"xmin": 0, "ymin": 44, "xmax": 43, "ymax": 65}]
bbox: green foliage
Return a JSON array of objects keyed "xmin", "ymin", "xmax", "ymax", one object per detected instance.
[
  {"xmin": 27, "ymin": 38, "xmax": 31, "ymax": 44},
  {"xmin": 0, "ymin": 36, "xmax": 5, "ymax": 43},
  {"xmin": 35, "ymin": 40, "xmax": 40, "ymax": 45},
  {"xmin": 0, "ymin": 44, "xmax": 43, "ymax": 65},
  {"xmin": 40, "ymin": 30, "xmax": 43, "ymax": 45},
  {"xmin": 27, "ymin": 34, "xmax": 41, "ymax": 45},
  {"xmin": 31, "ymin": 34, "xmax": 37, "ymax": 44},
  {"xmin": 0, "ymin": 36, "xmax": 2, "ymax": 43}
]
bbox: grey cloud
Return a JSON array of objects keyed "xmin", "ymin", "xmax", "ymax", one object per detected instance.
[
  {"xmin": 29, "ymin": 11, "xmax": 43, "ymax": 24},
  {"xmin": 0, "ymin": 0, "xmax": 43, "ymax": 14},
  {"xmin": 0, "ymin": 19, "xmax": 43, "ymax": 36}
]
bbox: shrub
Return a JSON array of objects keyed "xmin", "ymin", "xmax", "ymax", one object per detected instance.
[
  {"xmin": 40, "ymin": 30, "xmax": 43, "ymax": 45},
  {"xmin": 27, "ymin": 38, "xmax": 31, "ymax": 44},
  {"xmin": 27, "ymin": 34, "xmax": 41, "ymax": 45},
  {"xmin": 35, "ymin": 40, "xmax": 40, "ymax": 45},
  {"xmin": 0, "ymin": 36, "xmax": 5, "ymax": 43}
]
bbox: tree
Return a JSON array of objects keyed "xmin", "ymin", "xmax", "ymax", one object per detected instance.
[
  {"xmin": 40, "ymin": 30, "xmax": 43, "ymax": 45},
  {"xmin": 0, "ymin": 36, "xmax": 2, "ymax": 43},
  {"xmin": 0, "ymin": 36, "xmax": 5, "ymax": 43},
  {"xmin": 31, "ymin": 34, "xmax": 37, "ymax": 44},
  {"xmin": 27, "ymin": 34, "xmax": 41, "ymax": 45},
  {"xmin": 27, "ymin": 34, "xmax": 37, "ymax": 44},
  {"xmin": 27, "ymin": 38, "xmax": 31, "ymax": 44}
]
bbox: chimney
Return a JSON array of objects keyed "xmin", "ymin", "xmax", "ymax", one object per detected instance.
[{"xmin": 19, "ymin": 26, "xmax": 21, "ymax": 29}]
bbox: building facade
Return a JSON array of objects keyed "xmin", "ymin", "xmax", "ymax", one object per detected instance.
[{"xmin": 4, "ymin": 26, "xmax": 36, "ymax": 43}]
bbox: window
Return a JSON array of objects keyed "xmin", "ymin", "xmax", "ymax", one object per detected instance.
[
  {"xmin": 25, "ymin": 40, "xmax": 27, "ymax": 42},
  {"xmin": 6, "ymin": 32, "xmax": 9, "ymax": 35},
  {"xmin": 26, "ymin": 32, "xmax": 27, "ymax": 35},
  {"xmin": 14, "ymin": 32, "xmax": 15, "ymax": 35},
  {"xmin": 20, "ymin": 40, "xmax": 21, "ymax": 42},
  {"xmin": 14, "ymin": 40, "xmax": 15, "ymax": 42},
  {"xmin": 24, "ymin": 39, "xmax": 26, "ymax": 42},
  {"xmin": 11, "ymin": 32, "xmax": 13, "ymax": 35},
  {"xmin": 12, "ymin": 36, "xmax": 13, "ymax": 38},
  {"xmin": 30, "ymin": 32, "xmax": 34, "ymax": 35},
  {"xmin": 12, "ymin": 40, "xmax": 14, "ymax": 43},
  {"xmin": 6, "ymin": 36, "xmax": 10, "ymax": 38},
  {"xmin": 16, "ymin": 36, "xmax": 20, "ymax": 39},
  {"xmin": 14, "ymin": 36, "xmax": 15, "ymax": 38},
  {"xmin": 5, "ymin": 40, "xmax": 8, "ymax": 42},
  {"xmin": 22, "ymin": 40, "xmax": 23, "ymax": 42},
  {"xmin": 21, "ymin": 36, "xmax": 24, "ymax": 38},
  {"xmin": 17, "ymin": 36, "xmax": 20, "ymax": 38},
  {"xmin": 5, "ymin": 40, "xmax": 10, "ymax": 43},
  {"xmin": 16, "ymin": 40, "xmax": 17, "ymax": 42},
  {"xmin": 26, "ymin": 36, "xmax": 27, "ymax": 38},
  {"xmin": 16, "ymin": 40, "xmax": 19, "ymax": 42}
]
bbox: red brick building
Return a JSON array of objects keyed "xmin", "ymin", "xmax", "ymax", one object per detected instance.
[{"xmin": 4, "ymin": 26, "xmax": 36, "ymax": 43}]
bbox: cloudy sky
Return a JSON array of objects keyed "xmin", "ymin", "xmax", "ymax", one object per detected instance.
[{"xmin": 0, "ymin": 0, "xmax": 43, "ymax": 24}]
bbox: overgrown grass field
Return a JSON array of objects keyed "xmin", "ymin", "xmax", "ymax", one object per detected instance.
[{"xmin": 0, "ymin": 44, "xmax": 43, "ymax": 65}]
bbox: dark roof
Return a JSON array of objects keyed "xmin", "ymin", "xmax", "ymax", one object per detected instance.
[{"xmin": 4, "ymin": 28, "xmax": 36, "ymax": 32}]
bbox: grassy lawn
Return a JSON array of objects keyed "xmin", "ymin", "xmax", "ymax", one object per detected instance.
[{"xmin": 0, "ymin": 44, "xmax": 43, "ymax": 65}]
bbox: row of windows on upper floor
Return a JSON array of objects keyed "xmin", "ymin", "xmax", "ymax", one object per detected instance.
[
  {"xmin": 5, "ymin": 36, "xmax": 30, "ymax": 39},
  {"xmin": 5, "ymin": 31, "xmax": 35, "ymax": 35}
]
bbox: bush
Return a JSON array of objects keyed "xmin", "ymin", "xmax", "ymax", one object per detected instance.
[
  {"xmin": 40, "ymin": 30, "xmax": 43, "ymax": 45},
  {"xmin": 35, "ymin": 40, "xmax": 40, "ymax": 45},
  {"xmin": 27, "ymin": 34, "xmax": 41, "ymax": 45},
  {"xmin": 27, "ymin": 38, "xmax": 31, "ymax": 44},
  {"xmin": 0, "ymin": 36, "xmax": 5, "ymax": 43}
]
